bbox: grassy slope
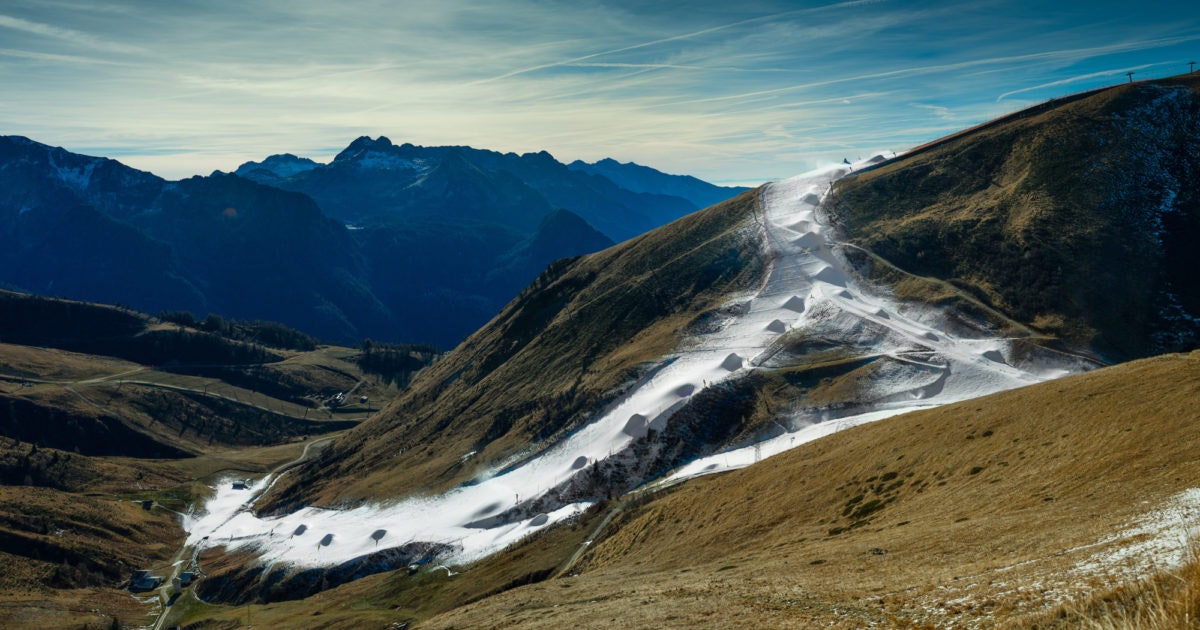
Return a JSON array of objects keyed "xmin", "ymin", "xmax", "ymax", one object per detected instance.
[
  {"xmin": 831, "ymin": 74, "xmax": 1200, "ymax": 361},
  {"xmin": 414, "ymin": 350, "xmax": 1200, "ymax": 628},
  {"xmin": 261, "ymin": 190, "xmax": 765, "ymax": 510},
  {"xmin": 0, "ymin": 343, "xmax": 366, "ymax": 459},
  {"xmin": 0, "ymin": 441, "xmax": 189, "ymax": 629}
]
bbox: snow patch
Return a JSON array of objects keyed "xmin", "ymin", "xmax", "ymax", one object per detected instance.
[
  {"xmin": 51, "ymin": 155, "xmax": 97, "ymax": 191},
  {"xmin": 354, "ymin": 151, "xmax": 419, "ymax": 171},
  {"xmin": 1074, "ymin": 488, "xmax": 1200, "ymax": 581}
]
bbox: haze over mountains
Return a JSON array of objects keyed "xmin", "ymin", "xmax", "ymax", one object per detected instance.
[{"xmin": 0, "ymin": 135, "xmax": 748, "ymax": 347}]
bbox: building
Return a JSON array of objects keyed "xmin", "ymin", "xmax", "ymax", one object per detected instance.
[{"xmin": 129, "ymin": 569, "xmax": 163, "ymax": 591}]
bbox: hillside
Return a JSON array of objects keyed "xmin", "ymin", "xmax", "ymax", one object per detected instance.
[
  {"xmin": 260, "ymin": 117, "xmax": 1113, "ymax": 521},
  {"xmin": 419, "ymin": 350, "xmax": 1200, "ymax": 628},
  {"xmin": 831, "ymin": 73, "xmax": 1200, "ymax": 361},
  {"xmin": 146, "ymin": 77, "xmax": 1188, "ymax": 620},
  {"xmin": 186, "ymin": 153, "xmax": 1086, "ymax": 610},
  {"xmin": 0, "ymin": 291, "xmax": 419, "ymax": 457}
]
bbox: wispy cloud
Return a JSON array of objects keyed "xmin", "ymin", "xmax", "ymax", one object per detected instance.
[
  {"xmin": 465, "ymin": 0, "xmax": 892, "ymax": 86},
  {"xmin": 911, "ymin": 103, "xmax": 955, "ymax": 120},
  {"xmin": 995, "ymin": 63, "xmax": 1160, "ymax": 101},
  {"xmin": 0, "ymin": 13, "xmax": 143, "ymax": 54},
  {"xmin": 0, "ymin": 47, "xmax": 132, "ymax": 65},
  {"xmin": 2, "ymin": 0, "xmax": 1198, "ymax": 185}
]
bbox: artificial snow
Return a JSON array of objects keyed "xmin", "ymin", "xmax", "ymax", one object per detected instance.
[{"xmin": 186, "ymin": 159, "xmax": 1085, "ymax": 572}]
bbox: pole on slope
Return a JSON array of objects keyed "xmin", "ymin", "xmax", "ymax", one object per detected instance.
[
  {"xmin": 1191, "ymin": 61, "xmax": 1196, "ymax": 74},
  {"xmin": 1126, "ymin": 72, "xmax": 1134, "ymax": 83}
]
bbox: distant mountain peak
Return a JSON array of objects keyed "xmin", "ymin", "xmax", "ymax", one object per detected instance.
[
  {"xmin": 234, "ymin": 153, "xmax": 320, "ymax": 180},
  {"xmin": 5, "ymin": 135, "xmax": 40, "ymax": 148},
  {"xmin": 347, "ymin": 135, "xmax": 394, "ymax": 150},
  {"xmin": 521, "ymin": 149, "xmax": 558, "ymax": 162},
  {"xmin": 332, "ymin": 135, "xmax": 419, "ymax": 171}
]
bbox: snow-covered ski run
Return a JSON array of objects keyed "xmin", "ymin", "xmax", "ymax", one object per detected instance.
[{"xmin": 185, "ymin": 159, "xmax": 1086, "ymax": 571}]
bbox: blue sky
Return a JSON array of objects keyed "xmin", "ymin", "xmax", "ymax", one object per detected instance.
[{"xmin": 1, "ymin": 0, "xmax": 1197, "ymax": 185}]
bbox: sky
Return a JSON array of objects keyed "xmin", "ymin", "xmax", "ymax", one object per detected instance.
[{"xmin": 1, "ymin": 1, "xmax": 1198, "ymax": 186}]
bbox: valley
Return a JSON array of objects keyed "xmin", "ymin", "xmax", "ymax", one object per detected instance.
[{"xmin": 0, "ymin": 295, "xmax": 420, "ymax": 629}]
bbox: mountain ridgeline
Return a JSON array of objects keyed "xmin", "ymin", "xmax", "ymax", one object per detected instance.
[
  {"xmin": 0, "ymin": 135, "xmax": 747, "ymax": 347},
  {"xmin": 234, "ymin": 136, "xmax": 749, "ymax": 242}
]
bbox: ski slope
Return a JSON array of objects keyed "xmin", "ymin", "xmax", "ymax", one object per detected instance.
[{"xmin": 186, "ymin": 159, "xmax": 1086, "ymax": 571}]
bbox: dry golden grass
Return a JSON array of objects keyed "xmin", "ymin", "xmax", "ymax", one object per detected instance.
[
  {"xmin": 166, "ymin": 438, "xmax": 327, "ymax": 480},
  {"xmin": 0, "ymin": 587, "xmax": 157, "ymax": 629},
  {"xmin": 0, "ymin": 343, "xmax": 142, "ymax": 383},
  {"xmin": 0, "ymin": 456, "xmax": 188, "ymax": 630},
  {"xmin": 414, "ymin": 351, "xmax": 1200, "ymax": 628},
  {"xmin": 1, "ymin": 335, "xmax": 396, "ymax": 466}
]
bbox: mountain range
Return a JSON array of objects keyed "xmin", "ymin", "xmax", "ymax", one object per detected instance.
[
  {"xmin": 0, "ymin": 135, "xmax": 749, "ymax": 347},
  {"xmin": 1, "ymin": 74, "xmax": 1199, "ymax": 629}
]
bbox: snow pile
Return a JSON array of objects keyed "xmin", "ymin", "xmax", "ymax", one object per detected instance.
[{"xmin": 186, "ymin": 160, "xmax": 1085, "ymax": 571}]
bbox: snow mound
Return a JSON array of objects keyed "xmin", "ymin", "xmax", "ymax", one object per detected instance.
[
  {"xmin": 793, "ymin": 231, "xmax": 823, "ymax": 249},
  {"xmin": 623, "ymin": 413, "xmax": 649, "ymax": 437},
  {"xmin": 782, "ymin": 296, "xmax": 806, "ymax": 313},
  {"xmin": 721, "ymin": 353, "xmax": 745, "ymax": 371}
]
